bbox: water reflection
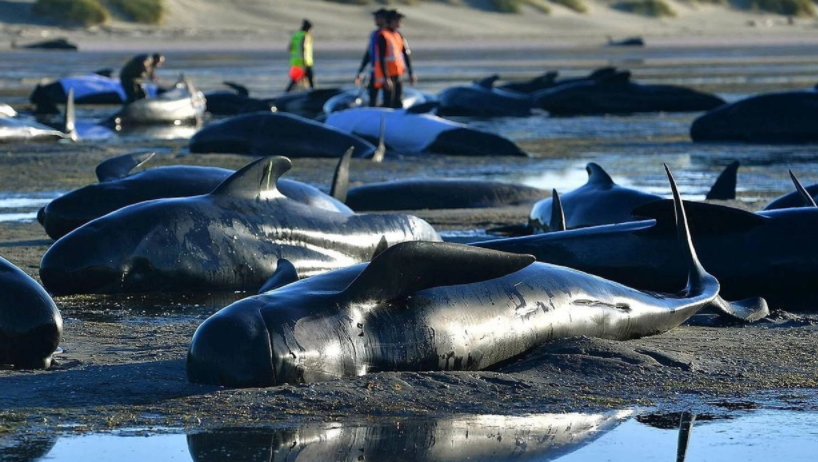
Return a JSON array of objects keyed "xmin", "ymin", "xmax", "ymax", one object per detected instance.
[{"xmin": 187, "ymin": 411, "xmax": 633, "ymax": 462}]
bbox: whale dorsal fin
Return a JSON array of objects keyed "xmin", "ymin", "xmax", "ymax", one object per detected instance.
[
  {"xmin": 211, "ymin": 156, "xmax": 290, "ymax": 199},
  {"xmin": 406, "ymin": 101, "xmax": 439, "ymax": 114},
  {"xmin": 586, "ymin": 163, "xmax": 615, "ymax": 186},
  {"xmin": 330, "ymin": 146, "xmax": 354, "ymax": 202},
  {"xmin": 474, "ymin": 75, "xmax": 500, "ymax": 89},
  {"xmin": 371, "ymin": 236, "xmax": 389, "ymax": 260},
  {"xmin": 588, "ymin": 67, "xmax": 618, "ymax": 80},
  {"xmin": 789, "ymin": 170, "xmax": 818, "ymax": 207},
  {"xmin": 705, "ymin": 160, "xmax": 739, "ymax": 200},
  {"xmin": 258, "ymin": 259, "xmax": 300, "ymax": 294},
  {"xmin": 371, "ymin": 115, "xmax": 386, "ymax": 163},
  {"xmin": 633, "ymin": 199, "xmax": 768, "ymax": 235},
  {"xmin": 96, "ymin": 151, "xmax": 156, "ymax": 182},
  {"xmin": 223, "ymin": 81, "xmax": 249, "ymax": 97},
  {"xmin": 63, "ymin": 88, "xmax": 76, "ymax": 141},
  {"xmin": 341, "ymin": 241, "xmax": 535, "ymax": 304},
  {"xmin": 550, "ymin": 189, "xmax": 566, "ymax": 232}
]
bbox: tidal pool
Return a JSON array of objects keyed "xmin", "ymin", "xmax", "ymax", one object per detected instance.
[{"xmin": 5, "ymin": 409, "xmax": 818, "ymax": 461}]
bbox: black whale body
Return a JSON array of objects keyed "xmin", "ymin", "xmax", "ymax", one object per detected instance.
[
  {"xmin": 479, "ymin": 199, "xmax": 808, "ymax": 310},
  {"xmin": 189, "ymin": 112, "xmax": 377, "ymax": 158},
  {"xmin": 690, "ymin": 89, "xmax": 818, "ymax": 143},
  {"xmin": 39, "ymin": 156, "xmax": 439, "ymax": 295},
  {"xmin": 186, "ymin": 170, "xmax": 723, "ymax": 388},
  {"xmin": 345, "ymin": 179, "xmax": 546, "ymax": 211},
  {"xmin": 528, "ymin": 161, "xmax": 738, "ymax": 233},
  {"xmin": 0, "ymin": 255, "xmax": 62, "ymax": 369},
  {"xmin": 38, "ymin": 152, "xmax": 350, "ymax": 240},
  {"xmin": 437, "ymin": 81, "xmax": 535, "ymax": 117},
  {"xmin": 534, "ymin": 71, "xmax": 726, "ymax": 115}
]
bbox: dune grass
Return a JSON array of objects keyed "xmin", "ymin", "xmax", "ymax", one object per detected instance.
[
  {"xmin": 749, "ymin": 0, "xmax": 814, "ymax": 15},
  {"xmin": 32, "ymin": 0, "xmax": 109, "ymax": 26},
  {"xmin": 105, "ymin": 0, "xmax": 165, "ymax": 24},
  {"xmin": 613, "ymin": 0, "xmax": 676, "ymax": 16},
  {"xmin": 550, "ymin": 0, "xmax": 588, "ymax": 12}
]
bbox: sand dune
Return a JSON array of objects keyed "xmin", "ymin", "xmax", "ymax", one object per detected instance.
[{"xmin": 1, "ymin": 0, "xmax": 818, "ymax": 50}]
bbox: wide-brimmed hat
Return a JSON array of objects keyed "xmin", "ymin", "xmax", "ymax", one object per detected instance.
[
  {"xmin": 387, "ymin": 9, "xmax": 406, "ymax": 20},
  {"xmin": 372, "ymin": 8, "xmax": 389, "ymax": 17}
]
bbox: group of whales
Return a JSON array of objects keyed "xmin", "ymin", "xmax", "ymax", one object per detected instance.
[{"xmin": 10, "ymin": 145, "xmax": 818, "ymax": 384}]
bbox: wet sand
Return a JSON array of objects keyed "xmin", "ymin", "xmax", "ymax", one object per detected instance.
[{"xmin": 1, "ymin": 140, "xmax": 817, "ymax": 443}]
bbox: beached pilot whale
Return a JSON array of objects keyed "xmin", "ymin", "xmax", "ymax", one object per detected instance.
[
  {"xmin": 38, "ymin": 151, "xmax": 351, "ymax": 240},
  {"xmin": 690, "ymin": 88, "xmax": 818, "ymax": 143},
  {"xmin": 0, "ymin": 255, "xmax": 62, "ymax": 369},
  {"xmin": 437, "ymin": 77, "xmax": 535, "ymax": 117},
  {"xmin": 186, "ymin": 166, "xmax": 727, "ymax": 388},
  {"xmin": 527, "ymin": 161, "xmax": 739, "ymax": 233},
  {"xmin": 189, "ymin": 112, "xmax": 377, "ymax": 158},
  {"xmin": 187, "ymin": 411, "xmax": 632, "ymax": 461},
  {"xmin": 39, "ymin": 156, "xmax": 439, "ymax": 295},
  {"xmin": 30, "ymin": 72, "xmax": 161, "ymax": 111},
  {"xmin": 322, "ymin": 87, "xmax": 434, "ymax": 114},
  {"xmin": 329, "ymin": 147, "xmax": 544, "ymax": 211},
  {"xmin": 0, "ymin": 90, "xmax": 76, "ymax": 143},
  {"xmin": 534, "ymin": 70, "xmax": 725, "ymax": 115},
  {"xmin": 324, "ymin": 107, "xmax": 529, "ymax": 157},
  {"xmin": 104, "ymin": 78, "xmax": 206, "ymax": 127}
]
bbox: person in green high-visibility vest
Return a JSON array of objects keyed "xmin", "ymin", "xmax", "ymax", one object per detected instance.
[{"xmin": 286, "ymin": 19, "xmax": 314, "ymax": 92}]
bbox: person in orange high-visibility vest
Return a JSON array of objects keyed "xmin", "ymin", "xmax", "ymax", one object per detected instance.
[{"xmin": 373, "ymin": 10, "xmax": 416, "ymax": 109}]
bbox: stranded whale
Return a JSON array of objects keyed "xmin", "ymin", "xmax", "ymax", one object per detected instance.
[
  {"xmin": 186, "ymin": 166, "xmax": 727, "ymax": 387},
  {"xmin": 39, "ymin": 156, "xmax": 439, "ymax": 295}
]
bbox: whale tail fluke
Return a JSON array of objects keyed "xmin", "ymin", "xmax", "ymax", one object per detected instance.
[
  {"xmin": 550, "ymin": 189, "xmax": 566, "ymax": 232},
  {"xmin": 330, "ymin": 146, "xmax": 353, "ymax": 202},
  {"xmin": 788, "ymin": 170, "xmax": 817, "ymax": 207},
  {"xmin": 705, "ymin": 160, "xmax": 739, "ymax": 200}
]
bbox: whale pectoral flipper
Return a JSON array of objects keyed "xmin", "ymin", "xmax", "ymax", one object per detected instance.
[
  {"xmin": 211, "ymin": 156, "xmax": 291, "ymax": 199},
  {"xmin": 705, "ymin": 160, "xmax": 739, "ymax": 200},
  {"xmin": 341, "ymin": 241, "xmax": 535, "ymax": 304},
  {"xmin": 632, "ymin": 200, "xmax": 768, "ymax": 235},
  {"xmin": 788, "ymin": 170, "xmax": 818, "ymax": 207},
  {"xmin": 95, "ymin": 151, "xmax": 156, "ymax": 182}
]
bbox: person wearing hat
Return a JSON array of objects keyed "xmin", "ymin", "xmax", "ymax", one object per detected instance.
[
  {"xmin": 286, "ymin": 19, "xmax": 314, "ymax": 92},
  {"xmin": 375, "ymin": 10, "xmax": 415, "ymax": 108},
  {"xmin": 355, "ymin": 8, "xmax": 389, "ymax": 106}
]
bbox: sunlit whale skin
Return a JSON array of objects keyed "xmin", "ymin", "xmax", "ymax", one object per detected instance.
[
  {"xmin": 106, "ymin": 80, "xmax": 206, "ymax": 127},
  {"xmin": 480, "ymin": 197, "xmax": 810, "ymax": 311},
  {"xmin": 322, "ymin": 87, "xmax": 434, "ymax": 114},
  {"xmin": 534, "ymin": 70, "xmax": 725, "ymax": 115},
  {"xmin": 187, "ymin": 411, "xmax": 632, "ymax": 461},
  {"xmin": 0, "ymin": 90, "xmax": 75, "ymax": 143},
  {"xmin": 691, "ymin": 89, "xmax": 818, "ymax": 143},
  {"xmin": 39, "ymin": 156, "xmax": 439, "ymax": 296},
  {"xmin": 186, "ymin": 169, "xmax": 721, "ymax": 388},
  {"xmin": 528, "ymin": 161, "xmax": 738, "ymax": 233},
  {"xmin": 324, "ymin": 108, "xmax": 529, "ymax": 157},
  {"xmin": 189, "ymin": 112, "xmax": 377, "ymax": 158},
  {"xmin": 38, "ymin": 152, "xmax": 351, "ymax": 240},
  {"xmin": 0, "ymin": 255, "xmax": 62, "ymax": 369}
]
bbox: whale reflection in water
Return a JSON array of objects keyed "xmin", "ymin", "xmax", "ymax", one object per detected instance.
[{"xmin": 187, "ymin": 411, "xmax": 632, "ymax": 462}]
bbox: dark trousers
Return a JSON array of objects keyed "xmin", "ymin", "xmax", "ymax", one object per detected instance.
[
  {"xmin": 285, "ymin": 66, "xmax": 315, "ymax": 92},
  {"xmin": 122, "ymin": 79, "xmax": 146, "ymax": 104},
  {"xmin": 381, "ymin": 77, "xmax": 403, "ymax": 109},
  {"xmin": 367, "ymin": 81, "xmax": 379, "ymax": 107}
]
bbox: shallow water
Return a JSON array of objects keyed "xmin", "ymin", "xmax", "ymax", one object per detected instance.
[{"xmin": 6, "ymin": 408, "xmax": 818, "ymax": 461}]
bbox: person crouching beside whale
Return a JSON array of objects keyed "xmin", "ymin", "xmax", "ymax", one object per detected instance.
[{"xmin": 119, "ymin": 53, "xmax": 164, "ymax": 103}]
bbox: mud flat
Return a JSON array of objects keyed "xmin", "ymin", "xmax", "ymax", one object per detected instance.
[{"xmin": 0, "ymin": 140, "xmax": 816, "ymax": 445}]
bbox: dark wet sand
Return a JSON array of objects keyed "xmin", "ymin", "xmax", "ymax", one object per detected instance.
[{"xmin": 1, "ymin": 140, "xmax": 816, "ymax": 442}]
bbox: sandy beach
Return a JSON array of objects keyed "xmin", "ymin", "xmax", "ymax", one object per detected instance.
[{"xmin": 2, "ymin": 0, "xmax": 818, "ymax": 52}]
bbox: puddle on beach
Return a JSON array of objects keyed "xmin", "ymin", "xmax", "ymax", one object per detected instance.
[{"xmin": 4, "ymin": 409, "xmax": 818, "ymax": 461}]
